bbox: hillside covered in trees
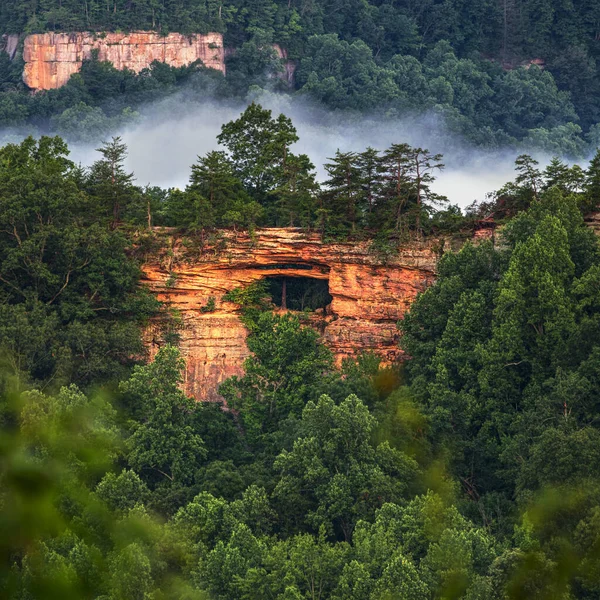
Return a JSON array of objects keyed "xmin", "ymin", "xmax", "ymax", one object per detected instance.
[
  {"xmin": 3, "ymin": 105, "xmax": 600, "ymax": 598},
  {"xmin": 2, "ymin": 0, "xmax": 600, "ymax": 154}
]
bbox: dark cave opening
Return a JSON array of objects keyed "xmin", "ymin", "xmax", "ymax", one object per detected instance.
[{"xmin": 265, "ymin": 276, "xmax": 333, "ymax": 312}]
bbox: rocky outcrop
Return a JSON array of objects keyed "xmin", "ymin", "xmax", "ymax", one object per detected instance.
[
  {"xmin": 272, "ymin": 44, "xmax": 296, "ymax": 87},
  {"xmin": 1, "ymin": 34, "xmax": 19, "ymax": 60},
  {"xmin": 23, "ymin": 31, "xmax": 225, "ymax": 90},
  {"xmin": 585, "ymin": 212, "xmax": 600, "ymax": 236},
  {"xmin": 142, "ymin": 228, "xmax": 438, "ymax": 401}
]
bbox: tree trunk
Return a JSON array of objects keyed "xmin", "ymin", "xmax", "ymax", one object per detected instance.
[
  {"xmin": 415, "ymin": 154, "xmax": 422, "ymax": 239},
  {"xmin": 281, "ymin": 278, "xmax": 287, "ymax": 310},
  {"xmin": 112, "ymin": 202, "xmax": 119, "ymax": 230}
]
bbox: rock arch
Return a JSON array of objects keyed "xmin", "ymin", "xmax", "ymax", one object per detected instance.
[{"xmin": 142, "ymin": 228, "xmax": 437, "ymax": 401}]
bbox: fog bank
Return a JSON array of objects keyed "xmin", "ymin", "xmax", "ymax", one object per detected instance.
[
  {"xmin": 102, "ymin": 91, "xmax": 525, "ymax": 208},
  {"xmin": 6, "ymin": 90, "xmax": 550, "ymax": 208}
]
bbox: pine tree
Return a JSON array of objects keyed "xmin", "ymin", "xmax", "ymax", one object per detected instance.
[
  {"xmin": 190, "ymin": 151, "xmax": 243, "ymax": 212},
  {"xmin": 410, "ymin": 147, "xmax": 446, "ymax": 237},
  {"xmin": 357, "ymin": 147, "xmax": 381, "ymax": 226},
  {"xmin": 190, "ymin": 150, "xmax": 263, "ymax": 229},
  {"xmin": 585, "ymin": 149, "xmax": 600, "ymax": 210},
  {"xmin": 376, "ymin": 143, "xmax": 413, "ymax": 235},
  {"xmin": 88, "ymin": 136, "xmax": 136, "ymax": 229},
  {"xmin": 543, "ymin": 157, "xmax": 570, "ymax": 190},
  {"xmin": 515, "ymin": 154, "xmax": 542, "ymax": 200},
  {"xmin": 274, "ymin": 153, "xmax": 319, "ymax": 227},
  {"xmin": 322, "ymin": 150, "xmax": 363, "ymax": 234},
  {"xmin": 543, "ymin": 157, "xmax": 585, "ymax": 194}
]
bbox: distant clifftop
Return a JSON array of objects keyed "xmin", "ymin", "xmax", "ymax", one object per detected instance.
[{"xmin": 22, "ymin": 31, "xmax": 225, "ymax": 90}]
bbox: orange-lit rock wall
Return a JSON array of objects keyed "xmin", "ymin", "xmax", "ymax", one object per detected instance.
[
  {"xmin": 142, "ymin": 228, "xmax": 438, "ymax": 401},
  {"xmin": 23, "ymin": 31, "xmax": 225, "ymax": 90}
]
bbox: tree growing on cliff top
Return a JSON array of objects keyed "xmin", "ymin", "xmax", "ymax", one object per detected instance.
[
  {"xmin": 410, "ymin": 147, "xmax": 446, "ymax": 236},
  {"xmin": 322, "ymin": 150, "xmax": 363, "ymax": 235},
  {"xmin": 273, "ymin": 152, "xmax": 319, "ymax": 227},
  {"xmin": 584, "ymin": 148, "xmax": 600, "ymax": 211},
  {"xmin": 217, "ymin": 103, "xmax": 299, "ymax": 203},
  {"xmin": 88, "ymin": 136, "xmax": 138, "ymax": 229},
  {"xmin": 375, "ymin": 143, "xmax": 413, "ymax": 235}
]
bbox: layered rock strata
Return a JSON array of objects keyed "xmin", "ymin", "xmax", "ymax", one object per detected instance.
[
  {"xmin": 23, "ymin": 31, "xmax": 225, "ymax": 90},
  {"xmin": 142, "ymin": 228, "xmax": 438, "ymax": 401}
]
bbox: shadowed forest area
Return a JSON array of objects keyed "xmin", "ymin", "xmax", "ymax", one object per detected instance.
[{"xmin": 3, "ymin": 0, "xmax": 600, "ymax": 156}]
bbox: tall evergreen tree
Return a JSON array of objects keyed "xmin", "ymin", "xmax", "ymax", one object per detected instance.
[
  {"xmin": 543, "ymin": 157, "xmax": 585, "ymax": 194},
  {"xmin": 322, "ymin": 150, "xmax": 363, "ymax": 234},
  {"xmin": 376, "ymin": 143, "xmax": 413, "ymax": 235},
  {"xmin": 357, "ymin": 147, "xmax": 381, "ymax": 226},
  {"xmin": 88, "ymin": 137, "xmax": 137, "ymax": 229},
  {"xmin": 274, "ymin": 153, "xmax": 319, "ymax": 227},
  {"xmin": 514, "ymin": 154, "xmax": 542, "ymax": 201},
  {"xmin": 189, "ymin": 150, "xmax": 244, "ymax": 224},
  {"xmin": 585, "ymin": 149, "xmax": 600, "ymax": 211},
  {"xmin": 409, "ymin": 147, "xmax": 446, "ymax": 236}
]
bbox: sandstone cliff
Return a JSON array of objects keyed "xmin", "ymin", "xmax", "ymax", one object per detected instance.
[
  {"xmin": 23, "ymin": 31, "xmax": 225, "ymax": 90},
  {"xmin": 142, "ymin": 228, "xmax": 438, "ymax": 401},
  {"xmin": 272, "ymin": 44, "xmax": 296, "ymax": 87}
]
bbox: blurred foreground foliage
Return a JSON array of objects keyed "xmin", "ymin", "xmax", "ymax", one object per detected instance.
[{"xmin": 5, "ymin": 338, "xmax": 600, "ymax": 598}]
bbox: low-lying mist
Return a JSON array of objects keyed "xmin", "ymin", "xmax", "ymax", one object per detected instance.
[{"xmin": 3, "ymin": 89, "xmax": 555, "ymax": 208}]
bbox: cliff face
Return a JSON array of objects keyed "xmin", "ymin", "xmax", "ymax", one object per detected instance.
[
  {"xmin": 142, "ymin": 228, "xmax": 438, "ymax": 401},
  {"xmin": 1, "ymin": 34, "xmax": 19, "ymax": 59},
  {"xmin": 23, "ymin": 32, "xmax": 225, "ymax": 90},
  {"xmin": 272, "ymin": 44, "xmax": 296, "ymax": 87}
]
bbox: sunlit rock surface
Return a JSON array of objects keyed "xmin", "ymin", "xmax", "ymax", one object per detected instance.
[
  {"xmin": 142, "ymin": 228, "xmax": 438, "ymax": 401},
  {"xmin": 23, "ymin": 31, "xmax": 225, "ymax": 90}
]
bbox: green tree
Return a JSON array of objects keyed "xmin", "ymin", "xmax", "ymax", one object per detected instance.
[
  {"xmin": 219, "ymin": 312, "xmax": 333, "ymax": 447},
  {"xmin": 322, "ymin": 150, "xmax": 363, "ymax": 235},
  {"xmin": 0, "ymin": 136, "xmax": 152, "ymax": 387},
  {"xmin": 217, "ymin": 103, "xmax": 298, "ymax": 203},
  {"xmin": 87, "ymin": 136, "xmax": 138, "ymax": 229},
  {"xmin": 189, "ymin": 150, "xmax": 246, "ymax": 224},
  {"xmin": 357, "ymin": 147, "xmax": 381, "ymax": 223},
  {"xmin": 543, "ymin": 157, "xmax": 584, "ymax": 194},
  {"xmin": 273, "ymin": 153, "xmax": 319, "ymax": 227},
  {"xmin": 375, "ymin": 143, "xmax": 413, "ymax": 235},
  {"xmin": 120, "ymin": 346, "xmax": 206, "ymax": 490},
  {"xmin": 96, "ymin": 469, "xmax": 151, "ymax": 512},
  {"xmin": 274, "ymin": 394, "xmax": 420, "ymax": 541},
  {"xmin": 296, "ymin": 34, "xmax": 398, "ymax": 111},
  {"xmin": 165, "ymin": 188, "xmax": 216, "ymax": 230},
  {"xmin": 584, "ymin": 148, "xmax": 600, "ymax": 211},
  {"xmin": 409, "ymin": 146, "xmax": 446, "ymax": 236}
]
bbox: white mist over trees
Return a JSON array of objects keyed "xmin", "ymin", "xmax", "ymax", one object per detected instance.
[{"xmin": 61, "ymin": 92, "xmax": 530, "ymax": 209}]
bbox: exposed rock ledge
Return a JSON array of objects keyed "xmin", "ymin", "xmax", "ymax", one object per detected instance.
[
  {"xmin": 142, "ymin": 228, "xmax": 438, "ymax": 401},
  {"xmin": 23, "ymin": 31, "xmax": 225, "ymax": 90}
]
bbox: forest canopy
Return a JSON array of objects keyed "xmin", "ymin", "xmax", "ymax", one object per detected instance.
[
  {"xmin": 2, "ymin": 0, "xmax": 600, "ymax": 153},
  {"xmin": 3, "ymin": 1, "xmax": 600, "ymax": 595},
  {"xmin": 2, "ymin": 104, "xmax": 600, "ymax": 596}
]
